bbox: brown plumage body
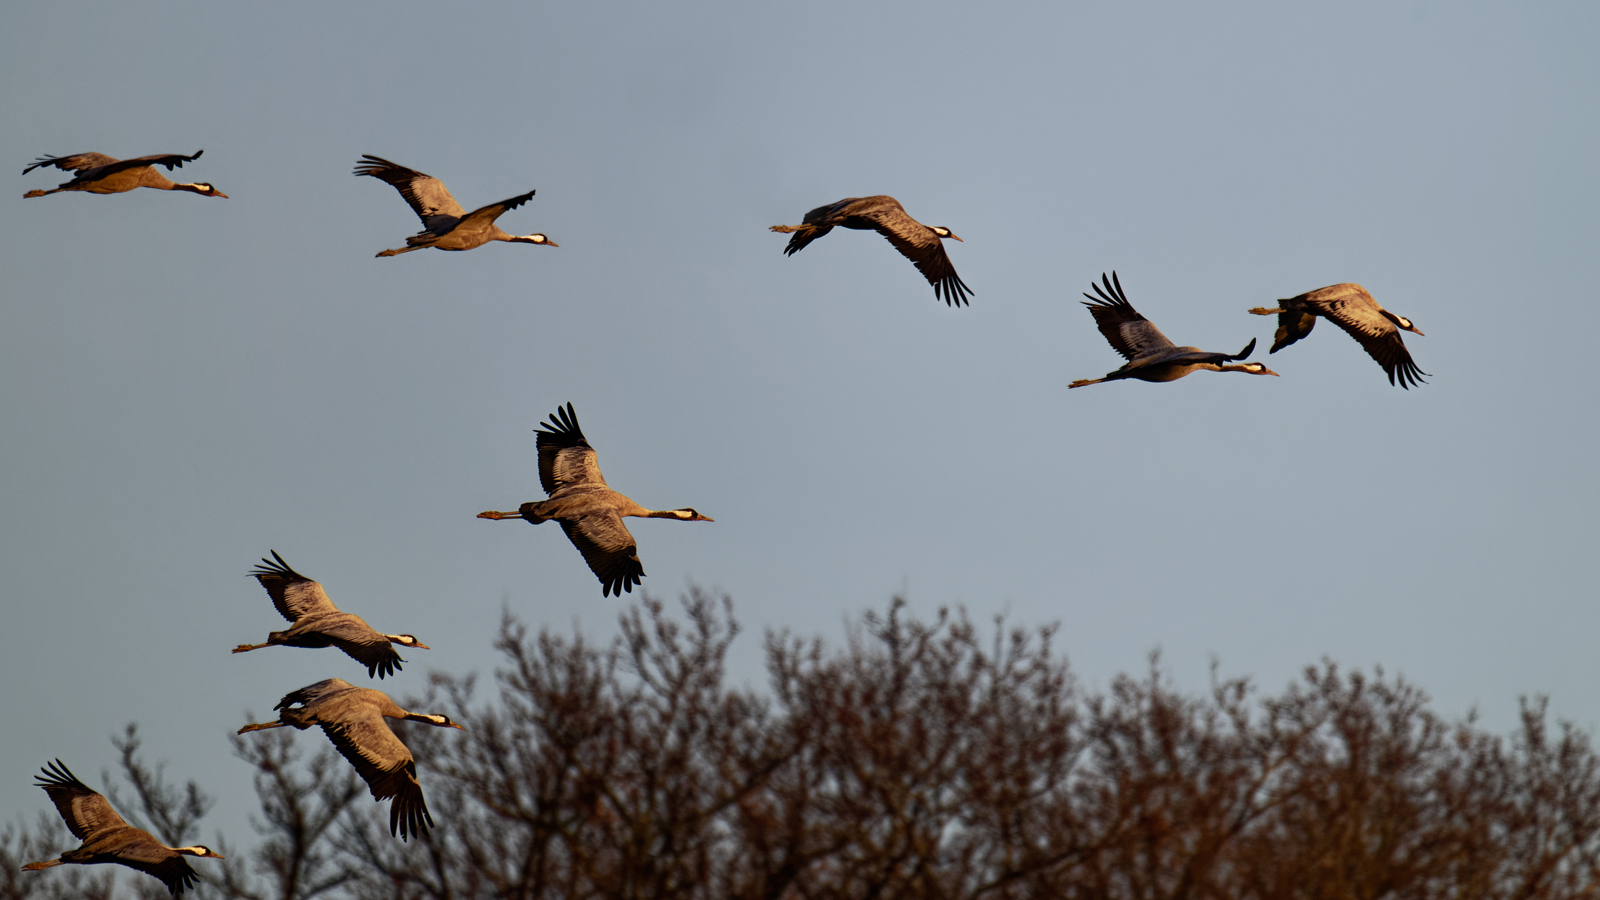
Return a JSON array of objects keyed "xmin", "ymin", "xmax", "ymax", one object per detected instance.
[
  {"xmin": 1248, "ymin": 283, "xmax": 1427, "ymax": 388},
  {"xmin": 770, "ymin": 195, "xmax": 972, "ymax": 306},
  {"xmin": 354, "ymin": 154, "xmax": 555, "ymax": 256},
  {"xmin": 478, "ymin": 402, "xmax": 713, "ymax": 597},
  {"xmin": 23, "ymin": 151, "xmax": 227, "ymax": 199},
  {"xmin": 22, "ymin": 760, "xmax": 224, "ymax": 896},
  {"xmin": 238, "ymin": 678, "xmax": 463, "ymax": 841},
  {"xmin": 1070, "ymin": 272, "xmax": 1278, "ymax": 388},
  {"xmin": 232, "ymin": 551, "xmax": 429, "ymax": 679}
]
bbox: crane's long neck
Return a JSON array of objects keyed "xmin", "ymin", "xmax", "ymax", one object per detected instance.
[{"xmin": 140, "ymin": 170, "xmax": 178, "ymax": 190}]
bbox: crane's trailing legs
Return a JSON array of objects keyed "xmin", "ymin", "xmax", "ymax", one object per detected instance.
[{"xmin": 237, "ymin": 720, "xmax": 287, "ymax": 734}]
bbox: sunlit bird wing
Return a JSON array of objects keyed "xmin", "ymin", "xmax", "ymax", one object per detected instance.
[
  {"xmin": 354, "ymin": 155, "xmax": 468, "ymax": 233},
  {"xmin": 559, "ymin": 514, "xmax": 644, "ymax": 597},
  {"xmin": 536, "ymin": 402, "xmax": 608, "ymax": 494},
  {"xmin": 319, "ymin": 707, "xmax": 433, "ymax": 840},
  {"xmin": 250, "ymin": 551, "xmax": 340, "ymax": 622},
  {"xmin": 1081, "ymin": 271, "xmax": 1177, "ymax": 360},
  {"xmin": 1303, "ymin": 284, "xmax": 1428, "ymax": 389},
  {"xmin": 34, "ymin": 760, "xmax": 130, "ymax": 841}
]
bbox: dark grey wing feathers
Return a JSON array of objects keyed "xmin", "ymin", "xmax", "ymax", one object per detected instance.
[
  {"xmin": 860, "ymin": 200, "xmax": 972, "ymax": 306},
  {"xmin": 1080, "ymin": 272, "xmax": 1177, "ymax": 359},
  {"xmin": 250, "ymin": 551, "xmax": 339, "ymax": 622},
  {"xmin": 24, "ymin": 152, "xmax": 119, "ymax": 175},
  {"xmin": 115, "ymin": 848, "xmax": 202, "ymax": 896},
  {"xmin": 779, "ymin": 224, "xmax": 832, "ymax": 255},
  {"xmin": 535, "ymin": 402, "xmax": 605, "ymax": 494},
  {"xmin": 318, "ymin": 714, "xmax": 433, "ymax": 840},
  {"xmin": 24, "ymin": 151, "xmax": 202, "ymax": 186},
  {"xmin": 275, "ymin": 677, "xmax": 357, "ymax": 712},
  {"xmin": 34, "ymin": 760, "xmax": 129, "ymax": 841},
  {"xmin": 1319, "ymin": 302, "xmax": 1428, "ymax": 389},
  {"xmin": 462, "ymin": 189, "xmax": 537, "ymax": 226},
  {"xmin": 1294, "ymin": 285, "xmax": 1429, "ymax": 388},
  {"xmin": 559, "ymin": 516, "xmax": 644, "ymax": 597},
  {"xmin": 1268, "ymin": 310, "xmax": 1318, "ymax": 353},
  {"xmin": 98, "ymin": 151, "xmax": 205, "ymax": 174},
  {"xmin": 317, "ymin": 621, "xmax": 406, "ymax": 678},
  {"xmin": 354, "ymin": 155, "xmax": 468, "ymax": 226}
]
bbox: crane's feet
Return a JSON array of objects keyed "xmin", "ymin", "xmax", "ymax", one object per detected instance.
[
  {"xmin": 21, "ymin": 860, "xmax": 63, "ymax": 871},
  {"xmin": 237, "ymin": 721, "xmax": 281, "ymax": 734},
  {"xmin": 1247, "ymin": 307, "xmax": 1282, "ymax": 316},
  {"xmin": 23, "ymin": 190, "xmax": 46, "ymax": 198},
  {"xmin": 231, "ymin": 644, "xmax": 263, "ymax": 654},
  {"xmin": 477, "ymin": 510, "xmax": 518, "ymax": 520},
  {"xmin": 768, "ymin": 225, "xmax": 799, "ymax": 233}
]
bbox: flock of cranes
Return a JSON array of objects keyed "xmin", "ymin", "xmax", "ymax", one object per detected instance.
[{"xmin": 19, "ymin": 147, "xmax": 1430, "ymax": 895}]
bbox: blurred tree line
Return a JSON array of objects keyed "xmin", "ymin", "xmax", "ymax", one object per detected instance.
[{"xmin": 6, "ymin": 591, "xmax": 1600, "ymax": 899}]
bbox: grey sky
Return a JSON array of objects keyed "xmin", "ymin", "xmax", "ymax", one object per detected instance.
[{"xmin": 3, "ymin": 1, "xmax": 1597, "ymax": 850}]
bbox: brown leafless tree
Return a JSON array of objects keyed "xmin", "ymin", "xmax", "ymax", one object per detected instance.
[
  {"xmin": 12, "ymin": 594, "xmax": 1600, "ymax": 900},
  {"xmin": 326, "ymin": 592, "xmax": 1599, "ymax": 900}
]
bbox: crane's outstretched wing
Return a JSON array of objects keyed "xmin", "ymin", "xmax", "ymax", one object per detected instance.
[
  {"xmin": 250, "ymin": 551, "xmax": 340, "ymax": 622},
  {"xmin": 535, "ymin": 403, "xmax": 608, "ymax": 495},
  {"xmin": 275, "ymin": 678, "xmax": 358, "ymax": 711},
  {"xmin": 1125, "ymin": 341, "xmax": 1257, "ymax": 372},
  {"xmin": 319, "ymin": 710, "xmax": 433, "ymax": 840},
  {"xmin": 25, "ymin": 151, "xmax": 204, "ymax": 191},
  {"xmin": 560, "ymin": 515, "xmax": 644, "ymax": 597},
  {"xmin": 1305, "ymin": 285, "xmax": 1429, "ymax": 389},
  {"xmin": 24, "ymin": 153, "xmax": 120, "ymax": 175},
  {"xmin": 114, "ymin": 845, "xmax": 203, "ymax": 896},
  {"xmin": 1265, "ymin": 308, "xmax": 1319, "ymax": 354},
  {"xmin": 317, "ymin": 620, "xmax": 408, "ymax": 679},
  {"xmin": 354, "ymin": 155, "xmax": 467, "ymax": 232},
  {"xmin": 862, "ymin": 201, "xmax": 972, "ymax": 307},
  {"xmin": 461, "ymin": 189, "xmax": 537, "ymax": 227},
  {"xmin": 34, "ymin": 760, "xmax": 130, "ymax": 841},
  {"xmin": 1081, "ymin": 272, "xmax": 1176, "ymax": 360}
]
